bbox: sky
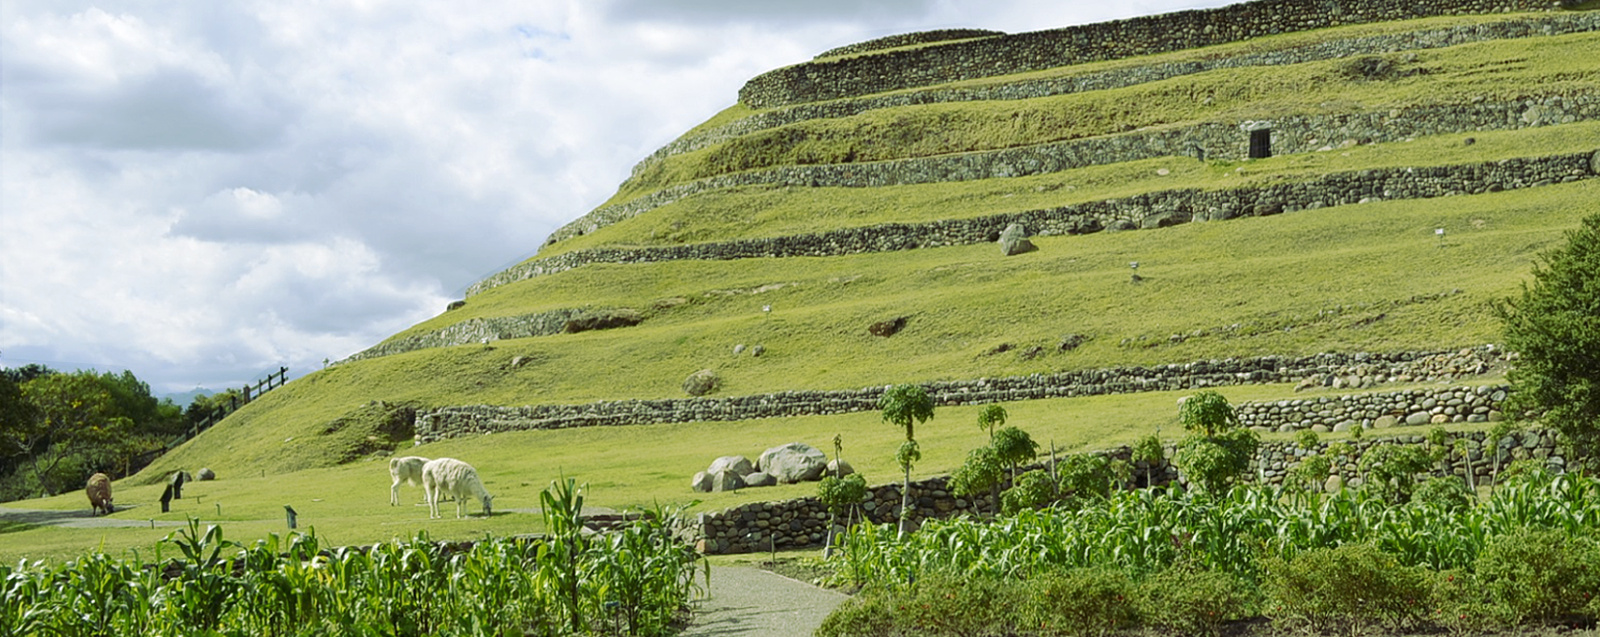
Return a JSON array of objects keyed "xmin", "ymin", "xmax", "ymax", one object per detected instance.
[{"xmin": 0, "ymin": 0, "xmax": 1227, "ymax": 397}]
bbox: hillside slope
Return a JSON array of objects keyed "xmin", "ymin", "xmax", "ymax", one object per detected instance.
[{"xmin": 141, "ymin": 0, "xmax": 1599, "ymax": 486}]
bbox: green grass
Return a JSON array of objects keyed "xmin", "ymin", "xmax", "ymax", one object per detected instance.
[
  {"xmin": 614, "ymin": 30, "xmax": 1600, "ymax": 203},
  {"xmin": 127, "ymin": 180, "xmax": 1597, "ymax": 485},
  {"xmin": 4, "ymin": 379, "xmax": 1485, "ymax": 564},
  {"xmin": 539, "ymin": 122, "xmax": 1600, "ymax": 258}
]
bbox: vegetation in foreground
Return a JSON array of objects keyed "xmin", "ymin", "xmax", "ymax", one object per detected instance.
[
  {"xmin": 815, "ymin": 469, "xmax": 1600, "ymax": 636},
  {"xmin": 0, "ymin": 479, "xmax": 704, "ymax": 637}
]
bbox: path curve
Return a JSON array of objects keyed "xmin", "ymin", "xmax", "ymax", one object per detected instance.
[{"xmin": 683, "ymin": 565, "xmax": 846, "ymax": 637}]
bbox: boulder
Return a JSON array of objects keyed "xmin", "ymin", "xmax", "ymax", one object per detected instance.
[
  {"xmin": 1405, "ymin": 411, "xmax": 1432, "ymax": 426},
  {"xmin": 197, "ymin": 467, "xmax": 216, "ymax": 481},
  {"xmin": 743, "ymin": 472, "xmax": 777, "ymax": 487},
  {"xmin": 708, "ymin": 455, "xmax": 754, "ymax": 476},
  {"xmin": 1373, "ymin": 415, "xmax": 1399, "ymax": 429},
  {"xmin": 1104, "ymin": 219, "xmax": 1138, "ymax": 232},
  {"xmin": 690, "ymin": 471, "xmax": 713, "ymax": 493},
  {"xmin": 998, "ymin": 223, "xmax": 1036, "ymax": 256},
  {"xmin": 757, "ymin": 442, "xmax": 828, "ymax": 484},
  {"xmin": 710, "ymin": 470, "xmax": 745, "ymax": 492},
  {"xmin": 563, "ymin": 309, "xmax": 642, "ymax": 334},
  {"xmin": 683, "ymin": 369, "xmax": 719, "ymax": 396},
  {"xmin": 825, "ymin": 459, "xmax": 855, "ymax": 478}
]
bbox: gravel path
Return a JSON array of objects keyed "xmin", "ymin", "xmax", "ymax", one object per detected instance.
[{"xmin": 682, "ymin": 565, "xmax": 847, "ymax": 637}]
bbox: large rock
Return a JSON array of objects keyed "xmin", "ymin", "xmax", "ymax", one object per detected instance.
[
  {"xmin": 757, "ymin": 442, "xmax": 828, "ymax": 484},
  {"xmin": 708, "ymin": 455, "xmax": 754, "ymax": 476},
  {"xmin": 197, "ymin": 467, "xmax": 216, "ymax": 481},
  {"xmin": 825, "ymin": 459, "xmax": 856, "ymax": 478},
  {"xmin": 998, "ymin": 223, "xmax": 1036, "ymax": 256},
  {"xmin": 683, "ymin": 369, "xmax": 719, "ymax": 396},
  {"xmin": 743, "ymin": 472, "xmax": 777, "ymax": 487},
  {"xmin": 690, "ymin": 472, "xmax": 713, "ymax": 493},
  {"xmin": 709, "ymin": 470, "xmax": 745, "ymax": 492}
]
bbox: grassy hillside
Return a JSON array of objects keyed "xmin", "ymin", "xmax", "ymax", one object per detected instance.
[{"xmin": 4, "ymin": 4, "xmax": 1597, "ymax": 563}]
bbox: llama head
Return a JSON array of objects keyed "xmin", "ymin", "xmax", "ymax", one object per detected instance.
[{"xmin": 481, "ymin": 493, "xmax": 493, "ymax": 516}]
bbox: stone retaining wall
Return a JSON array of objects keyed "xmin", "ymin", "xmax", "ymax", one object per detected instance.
[
  {"xmin": 738, "ymin": 0, "xmax": 1563, "ymax": 108},
  {"xmin": 343, "ymin": 308, "xmax": 590, "ymax": 362},
  {"xmin": 813, "ymin": 29, "xmax": 1004, "ymax": 60},
  {"xmin": 415, "ymin": 347, "xmax": 1504, "ymax": 442},
  {"xmin": 476, "ymin": 149, "xmax": 1598, "ymax": 296},
  {"xmin": 633, "ymin": 13, "xmax": 1600, "ymax": 173},
  {"xmin": 683, "ymin": 426, "xmax": 1563, "ymax": 554},
  {"xmin": 545, "ymin": 93, "xmax": 1600, "ymax": 248}
]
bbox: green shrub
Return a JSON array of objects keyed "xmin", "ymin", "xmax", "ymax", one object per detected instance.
[
  {"xmin": 1475, "ymin": 528, "xmax": 1600, "ymax": 625},
  {"xmin": 1138, "ymin": 563, "xmax": 1256, "ymax": 637},
  {"xmin": 1025, "ymin": 567, "xmax": 1138, "ymax": 636},
  {"xmin": 1430, "ymin": 569, "xmax": 1509, "ymax": 635},
  {"xmin": 1265, "ymin": 543, "xmax": 1432, "ymax": 634},
  {"xmin": 814, "ymin": 572, "xmax": 1022, "ymax": 637},
  {"xmin": 1410, "ymin": 476, "xmax": 1474, "ymax": 512},
  {"xmin": 1000, "ymin": 469, "xmax": 1057, "ymax": 514}
]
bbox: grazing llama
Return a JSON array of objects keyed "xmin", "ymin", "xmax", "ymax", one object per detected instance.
[
  {"xmin": 421, "ymin": 458, "xmax": 493, "ymax": 519},
  {"xmin": 389, "ymin": 456, "xmax": 431, "ymax": 505}
]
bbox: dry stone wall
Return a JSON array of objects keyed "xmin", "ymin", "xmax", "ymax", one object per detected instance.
[
  {"xmin": 476, "ymin": 150, "xmax": 1598, "ymax": 296},
  {"xmin": 546, "ymin": 94, "xmax": 1600, "ymax": 247},
  {"xmin": 1236, "ymin": 384, "xmax": 1509, "ymax": 432},
  {"xmin": 680, "ymin": 426, "xmax": 1565, "ymax": 554},
  {"xmin": 738, "ymin": 0, "xmax": 1564, "ymax": 108},
  {"xmin": 813, "ymin": 29, "xmax": 1003, "ymax": 60},
  {"xmin": 634, "ymin": 13, "xmax": 1600, "ymax": 172},
  {"xmin": 415, "ymin": 347, "xmax": 1505, "ymax": 442},
  {"xmin": 342, "ymin": 308, "xmax": 591, "ymax": 362}
]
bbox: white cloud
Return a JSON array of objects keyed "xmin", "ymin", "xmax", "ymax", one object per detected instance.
[{"xmin": 0, "ymin": 0, "xmax": 1218, "ymax": 394}]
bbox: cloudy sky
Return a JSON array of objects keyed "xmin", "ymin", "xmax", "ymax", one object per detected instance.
[{"xmin": 0, "ymin": 0, "xmax": 1225, "ymax": 396}]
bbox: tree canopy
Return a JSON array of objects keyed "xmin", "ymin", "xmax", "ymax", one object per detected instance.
[{"xmin": 1498, "ymin": 212, "xmax": 1600, "ymax": 465}]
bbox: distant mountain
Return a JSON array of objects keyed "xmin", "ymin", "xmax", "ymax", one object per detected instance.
[{"xmin": 160, "ymin": 388, "xmax": 213, "ymax": 407}]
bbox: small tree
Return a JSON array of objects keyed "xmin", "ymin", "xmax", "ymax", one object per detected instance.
[
  {"xmin": 1287, "ymin": 430, "xmax": 1330, "ymax": 496},
  {"xmin": 879, "ymin": 384, "xmax": 934, "ymax": 537},
  {"xmin": 949, "ymin": 445, "xmax": 1004, "ymax": 513},
  {"xmin": 1130, "ymin": 432, "xmax": 1165, "ymax": 488},
  {"xmin": 1486, "ymin": 419, "xmax": 1521, "ymax": 494},
  {"xmin": 817, "ymin": 473, "xmax": 867, "ymax": 557},
  {"xmin": 1173, "ymin": 391, "xmax": 1258, "ymax": 496},
  {"xmin": 1360, "ymin": 444, "xmax": 1433, "ymax": 505},
  {"xmin": 1000, "ymin": 469, "xmax": 1057, "ymax": 514},
  {"xmin": 977, "ymin": 404, "xmax": 1007, "ymax": 441},
  {"xmin": 991, "ymin": 425, "xmax": 1039, "ymax": 481},
  {"xmin": 1057, "ymin": 454, "xmax": 1116, "ymax": 507},
  {"xmin": 1496, "ymin": 211, "xmax": 1600, "ymax": 467}
]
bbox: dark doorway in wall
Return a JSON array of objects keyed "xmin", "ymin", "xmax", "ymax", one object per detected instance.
[{"xmin": 1249, "ymin": 128, "xmax": 1272, "ymax": 159}]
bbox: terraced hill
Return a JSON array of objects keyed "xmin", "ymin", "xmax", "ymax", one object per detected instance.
[{"xmin": 70, "ymin": 0, "xmax": 1597, "ymax": 555}]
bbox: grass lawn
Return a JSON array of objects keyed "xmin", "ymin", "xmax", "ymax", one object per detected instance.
[{"xmin": 0, "ymin": 380, "xmax": 1495, "ymax": 564}]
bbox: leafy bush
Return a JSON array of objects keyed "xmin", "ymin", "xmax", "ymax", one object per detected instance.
[
  {"xmin": 815, "ymin": 572, "xmax": 1024, "ymax": 637},
  {"xmin": 1475, "ymin": 528, "xmax": 1600, "ymax": 625},
  {"xmin": 1056, "ymin": 453, "xmax": 1117, "ymax": 506},
  {"xmin": 1359, "ymin": 444, "xmax": 1433, "ymax": 505},
  {"xmin": 1025, "ymin": 567, "xmax": 1138, "ymax": 636},
  {"xmin": 1138, "ymin": 563, "xmax": 1256, "ymax": 637},
  {"xmin": 1265, "ymin": 543, "xmax": 1432, "ymax": 634},
  {"xmin": 1410, "ymin": 476, "xmax": 1474, "ymax": 512},
  {"xmin": 1000, "ymin": 469, "xmax": 1057, "ymax": 514}
]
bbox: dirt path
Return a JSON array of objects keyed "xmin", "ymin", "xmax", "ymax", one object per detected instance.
[
  {"xmin": 0, "ymin": 504, "xmax": 190, "ymax": 529},
  {"xmin": 682, "ymin": 565, "xmax": 847, "ymax": 637}
]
